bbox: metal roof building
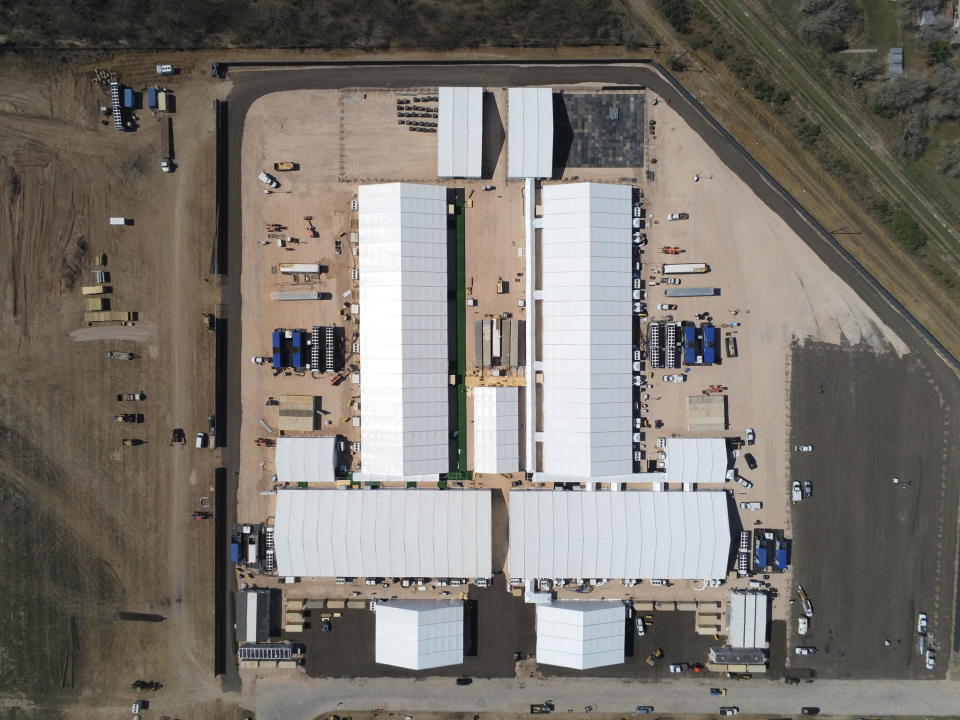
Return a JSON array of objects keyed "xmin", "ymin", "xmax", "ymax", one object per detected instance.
[
  {"xmin": 375, "ymin": 600, "xmax": 464, "ymax": 669},
  {"xmin": 536, "ymin": 601, "xmax": 625, "ymax": 670},
  {"xmin": 273, "ymin": 489, "xmax": 492, "ymax": 578},
  {"xmin": 236, "ymin": 589, "xmax": 272, "ymax": 643},
  {"xmin": 508, "ymin": 490, "xmax": 731, "ymax": 580},
  {"xmin": 508, "ymin": 87, "xmax": 554, "ymax": 179},
  {"xmin": 728, "ymin": 590, "xmax": 769, "ymax": 649},
  {"xmin": 358, "ymin": 183, "xmax": 450, "ymax": 479},
  {"xmin": 437, "ymin": 87, "xmax": 483, "ymax": 179},
  {"xmin": 541, "ymin": 183, "xmax": 634, "ymax": 477},
  {"xmin": 664, "ymin": 437, "xmax": 729, "ymax": 485},
  {"xmin": 275, "ymin": 437, "xmax": 336, "ymax": 484},
  {"xmin": 472, "ymin": 386, "xmax": 520, "ymax": 474}
]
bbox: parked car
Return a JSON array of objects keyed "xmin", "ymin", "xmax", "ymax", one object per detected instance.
[
  {"xmin": 801, "ymin": 709, "xmax": 820, "ymax": 716},
  {"xmin": 633, "ymin": 707, "xmax": 654, "ymax": 715},
  {"xmin": 663, "ymin": 374, "xmax": 686, "ymax": 382},
  {"xmin": 918, "ymin": 612, "xmax": 928, "ymax": 634},
  {"xmin": 795, "ymin": 444, "xmax": 814, "ymax": 452},
  {"xmin": 257, "ymin": 171, "xmax": 279, "ymax": 188},
  {"xmin": 196, "ymin": 432, "xmax": 208, "ymax": 448},
  {"xmin": 668, "ymin": 663, "xmax": 690, "ymax": 673},
  {"xmin": 925, "ymin": 649, "xmax": 936, "ymax": 670},
  {"xmin": 666, "ymin": 212, "xmax": 690, "ymax": 220},
  {"xmin": 736, "ymin": 477, "xmax": 754, "ymax": 489},
  {"xmin": 803, "ymin": 481, "xmax": 813, "ymax": 499},
  {"xmin": 798, "ymin": 617, "xmax": 809, "ymax": 635},
  {"xmin": 744, "ymin": 453, "xmax": 758, "ymax": 470},
  {"xmin": 456, "ymin": 676, "xmax": 473, "ymax": 686},
  {"xmin": 665, "ymin": 277, "xmax": 681, "ymax": 285},
  {"xmin": 784, "ymin": 676, "xmax": 800, "ymax": 685},
  {"xmin": 791, "ymin": 481, "xmax": 803, "ymax": 502},
  {"xmin": 794, "ymin": 646, "xmax": 817, "ymax": 656},
  {"xmin": 745, "ymin": 428, "xmax": 756, "ymax": 444},
  {"xmin": 709, "ymin": 688, "xmax": 727, "ymax": 696},
  {"xmin": 635, "ymin": 617, "xmax": 645, "ymax": 636},
  {"xmin": 719, "ymin": 708, "xmax": 738, "ymax": 716},
  {"xmin": 482, "ymin": 185, "xmax": 495, "ymax": 191},
  {"xmin": 726, "ymin": 468, "xmax": 737, "ymax": 482}
]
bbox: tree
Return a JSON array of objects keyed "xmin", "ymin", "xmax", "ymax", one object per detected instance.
[
  {"xmin": 658, "ymin": 0, "xmax": 692, "ymax": 34},
  {"xmin": 798, "ymin": 0, "xmax": 861, "ymax": 51},
  {"xmin": 898, "ymin": 113, "xmax": 929, "ymax": 159},
  {"xmin": 940, "ymin": 144, "xmax": 960, "ymax": 178},
  {"xmin": 871, "ymin": 76, "xmax": 932, "ymax": 118}
]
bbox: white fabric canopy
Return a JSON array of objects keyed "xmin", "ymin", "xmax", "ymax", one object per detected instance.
[
  {"xmin": 275, "ymin": 437, "xmax": 336, "ymax": 484},
  {"xmin": 358, "ymin": 183, "xmax": 450, "ymax": 479},
  {"xmin": 274, "ymin": 489, "xmax": 492, "ymax": 578},
  {"xmin": 664, "ymin": 438, "xmax": 729, "ymax": 484},
  {"xmin": 728, "ymin": 590, "xmax": 769, "ymax": 649},
  {"xmin": 375, "ymin": 600, "xmax": 464, "ymax": 669},
  {"xmin": 473, "ymin": 386, "xmax": 519, "ymax": 473},
  {"xmin": 507, "ymin": 87, "xmax": 553, "ymax": 179},
  {"xmin": 536, "ymin": 601, "xmax": 625, "ymax": 669},
  {"xmin": 438, "ymin": 87, "xmax": 482, "ymax": 178},
  {"xmin": 509, "ymin": 490, "xmax": 731, "ymax": 580},
  {"xmin": 541, "ymin": 183, "xmax": 634, "ymax": 478}
]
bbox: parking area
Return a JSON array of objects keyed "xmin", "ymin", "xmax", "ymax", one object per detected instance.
[{"xmin": 788, "ymin": 341, "xmax": 958, "ymax": 679}]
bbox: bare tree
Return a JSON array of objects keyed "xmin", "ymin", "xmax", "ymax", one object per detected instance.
[
  {"xmin": 871, "ymin": 76, "xmax": 933, "ymax": 118},
  {"xmin": 940, "ymin": 144, "xmax": 960, "ymax": 178}
]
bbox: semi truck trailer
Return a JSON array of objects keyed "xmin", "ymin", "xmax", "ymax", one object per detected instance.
[{"xmin": 662, "ymin": 263, "xmax": 709, "ymax": 274}]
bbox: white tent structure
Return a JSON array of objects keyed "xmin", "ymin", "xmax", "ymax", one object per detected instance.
[
  {"xmin": 664, "ymin": 438, "xmax": 729, "ymax": 485},
  {"xmin": 473, "ymin": 386, "xmax": 519, "ymax": 473},
  {"xmin": 540, "ymin": 183, "xmax": 634, "ymax": 477},
  {"xmin": 358, "ymin": 183, "xmax": 449, "ymax": 480},
  {"xmin": 273, "ymin": 489, "xmax": 492, "ymax": 578},
  {"xmin": 536, "ymin": 601, "xmax": 625, "ymax": 670},
  {"xmin": 728, "ymin": 591, "xmax": 769, "ymax": 649},
  {"xmin": 275, "ymin": 437, "xmax": 337, "ymax": 484},
  {"xmin": 375, "ymin": 600, "xmax": 465, "ymax": 670},
  {"xmin": 508, "ymin": 87, "xmax": 553, "ymax": 179},
  {"xmin": 509, "ymin": 490, "xmax": 731, "ymax": 581},
  {"xmin": 438, "ymin": 87, "xmax": 483, "ymax": 178}
]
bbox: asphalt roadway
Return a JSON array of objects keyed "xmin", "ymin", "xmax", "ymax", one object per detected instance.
[{"xmin": 217, "ymin": 61, "xmax": 960, "ymax": 711}]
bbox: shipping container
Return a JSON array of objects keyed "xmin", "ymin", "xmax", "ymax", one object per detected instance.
[
  {"xmin": 157, "ymin": 91, "xmax": 170, "ymax": 112},
  {"xmin": 664, "ymin": 287, "xmax": 718, "ymax": 298},
  {"xmin": 272, "ymin": 291, "xmax": 323, "ymax": 301},
  {"xmin": 279, "ymin": 263, "xmax": 322, "ymax": 274},
  {"xmin": 662, "ymin": 263, "xmax": 709, "ymax": 274},
  {"xmin": 109, "ymin": 217, "xmax": 130, "ymax": 226},
  {"xmin": 81, "ymin": 284, "xmax": 112, "ymax": 295},
  {"xmin": 122, "ymin": 87, "xmax": 135, "ymax": 108},
  {"xmin": 147, "ymin": 88, "xmax": 158, "ymax": 110}
]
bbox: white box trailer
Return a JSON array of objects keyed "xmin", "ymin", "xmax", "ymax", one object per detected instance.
[
  {"xmin": 271, "ymin": 291, "xmax": 324, "ymax": 301},
  {"xmin": 109, "ymin": 217, "xmax": 130, "ymax": 225},
  {"xmin": 662, "ymin": 263, "xmax": 709, "ymax": 274},
  {"xmin": 279, "ymin": 263, "xmax": 322, "ymax": 274}
]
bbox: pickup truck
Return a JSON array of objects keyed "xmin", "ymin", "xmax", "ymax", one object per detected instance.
[
  {"xmin": 791, "ymin": 481, "xmax": 803, "ymax": 502},
  {"xmin": 257, "ymin": 171, "xmax": 279, "ymax": 188},
  {"xmin": 666, "ymin": 212, "xmax": 690, "ymax": 220}
]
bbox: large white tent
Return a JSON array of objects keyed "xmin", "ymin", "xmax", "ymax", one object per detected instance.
[
  {"xmin": 540, "ymin": 183, "xmax": 634, "ymax": 478},
  {"xmin": 273, "ymin": 489, "xmax": 492, "ymax": 578},
  {"xmin": 664, "ymin": 438, "xmax": 729, "ymax": 485},
  {"xmin": 358, "ymin": 183, "xmax": 450, "ymax": 480},
  {"xmin": 375, "ymin": 600, "xmax": 465, "ymax": 670},
  {"xmin": 472, "ymin": 386, "xmax": 520, "ymax": 473},
  {"xmin": 507, "ymin": 88, "xmax": 554, "ymax": 179},
  {"xmin": 536, "ymin": 601, "xmax": 625, "ymax": 670},
  {"xmin": 509, "ymin": 490, "xmax": 731, "ymax": 580},
  {"xmin": 437, "ymin": 87, "xmax": 483, "ymax": 179},
  {"xmin": 728, "ymin": 591, "xmax": 769, "ymax": 649},
  {"xmin": 275, "ymin": 437, "xmax": 336, "ymax": 484}
]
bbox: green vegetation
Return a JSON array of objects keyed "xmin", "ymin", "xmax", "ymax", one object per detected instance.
[
  {"xmin": 940, "ymin": 143, "xmax": 960, "ymax": 178},
  {"xmin": 862, "ymin": 0, "xmax": 899, "ymax": 47},
  {"xmin": 0, "ymin": 0, "xmax": 650, "ymax": 49},
  {"xmin": 873, "ymin": 200, "xmax": 929, "ymax": 252},
  {"xmin": 798, "ymin": 0, "xmax": 861, "ymax": 52},
  {"xmin": 871, "ymin": 77, "xmax": 932, "ymax": 118}
]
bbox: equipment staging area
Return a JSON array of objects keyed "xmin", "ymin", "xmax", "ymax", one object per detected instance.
[{"xmin": 230, "ymin": 78, "xmax": 940, "ymax": 683}]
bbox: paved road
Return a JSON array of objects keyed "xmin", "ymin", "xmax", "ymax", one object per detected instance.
[
  {"xmin": 219, "ymin": 61, "xmax": 960, "ymax": 709},
  {"xmin": 247, "ymin": 675, "xmax": 960, "ymax": 719}
]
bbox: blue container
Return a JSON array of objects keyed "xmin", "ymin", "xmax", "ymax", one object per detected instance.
[
  {"xmin": 272, "ymin": 330, "xmax": 282, "ymax": 351},
  {"xmin": 683, "ymin": 326, "xmax": 697, "ymax": 344},
  {"xmin": 272, "ymin": 352, "xmax": 282, "ymax": 370},
  {"xmin": 683, "ymin": 346, "xmax": 697, "ymax": 365},
  {"xmin": 122, "ymin": 87, "xmax": 134, "ymax": 108},
  {"xmin": 146, "ymin": 88, "xmax": 158, "ymax": 109},
  {"xmin": 755, "ymin": 545, "xmax": 768, "ymax": 568},
  {"xmin": 230, "ymin": 537, "xmax": 240, "ymax": 564}
]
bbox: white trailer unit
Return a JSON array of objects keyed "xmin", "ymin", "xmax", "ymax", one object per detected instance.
[
  {"xmin": 271, "ymin": 291, "xmax": 324, "ymax": 301},
  {"xmin": 279, "ymin": 263, "xmax": 322, "ymax": 274},
  {"xmin": 662, "ymin": 263, "xmax": 709, "ymax": 274},
  {"xmin": 109, "ymin": 217, "xmax": 130, "ymax": 226}
]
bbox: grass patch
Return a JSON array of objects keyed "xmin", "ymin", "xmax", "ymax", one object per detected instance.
[{"xmin": 862, "ymin": 0, "xmax": 899, "ymax": 48}]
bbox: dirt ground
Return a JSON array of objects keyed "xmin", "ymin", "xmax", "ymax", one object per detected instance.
[{"xmin": 0, "ymin": 54, "xmax": 245, "ymax": 718}]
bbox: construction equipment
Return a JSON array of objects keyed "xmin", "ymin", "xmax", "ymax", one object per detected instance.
[
  {"xmin": 113, "ymin": 414, "xmax": 143, "ymax": 423},
  {"xmin": 107, "ymin": 351, "xmax": 136, "ymax": 360},
  {"xmin": 192, "ymin": 511, "xmax": 212, "ymax": 520},
  {"xmin": 661, "ymin": 246, "xmax": 683, "ymax": 255},
  {"xmin": 254, "ymin": 438, "xmax": 276, "ymax": 447},
  {"xmin": 797, "ymin": 585, "xmax": 814, "ymax": 618},
  {"xmin": 273, "ymin": 161, "xmax": 297, "ymax": 171},
  {"xmin": 121, "ymin": 439, "xmax": 144, "ymax": 446},
  {"xmin": 303, "ymin": 216, "xmax": 319, "ymax": 238}
]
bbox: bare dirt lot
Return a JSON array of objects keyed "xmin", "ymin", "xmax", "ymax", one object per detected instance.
[{"xmin": 0, "ymin": 54, "xmax": 247, "ymax": 718}]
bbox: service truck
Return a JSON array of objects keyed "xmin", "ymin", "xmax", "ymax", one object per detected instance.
[
  {"xmin": 160, "ymin": 117, "xmax": 173, "ymax": 172},
  {"xmin": 662, "ymin": 263, "xmax": 709, "ymax": 274}
]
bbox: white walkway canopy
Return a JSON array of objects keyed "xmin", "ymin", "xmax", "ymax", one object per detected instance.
[
  {"xmin": 507, "ymin": 87, "xmax": 553, "ymax": 179},
  {"xmin": 536, "ymin": 601, "xmax": 625, "ymax": 670},
  {"xmin": 358, "ymin": 183, "xmax": 449, "ymax": 479},
  {"xmin": 438, "ymin": 87, "xmax": 483, "ymax": 178},
  {"xmin": 541, "ymin": 183, "xmax": 634, "ymax": 478},
  {"xmin": 274, "ymin": 489, "xmax": 492, "ymax": 578},
  {"xmin": 664, "ymin": 438, "xmax": 729, "ymax": 485},
  {"xmin": 375, "ymin": 600, "xmax": 464, "ymax": 669},
  {"xmin": 275, "ymin": 437, "xmax": 336, "ymax": 484},
  {"xmin": 473, "ymin": 386, "xmax": 520, "ymax": 474},
  {"xmin": 509, "ymin": 490, "xmax": 731, "ymax": 580}
]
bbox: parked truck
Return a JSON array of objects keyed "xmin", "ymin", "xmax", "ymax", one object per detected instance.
[
  {"xmin": 664, "ymin": 287, "xmax": 718, "ymax": 298},
  {"xmin": 662, "ymin": 263, "xmax": 709, "ymax": 274},
  {"xmin": 160, "ymin": 117, "xmax": 174, "ymax": 172}
]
